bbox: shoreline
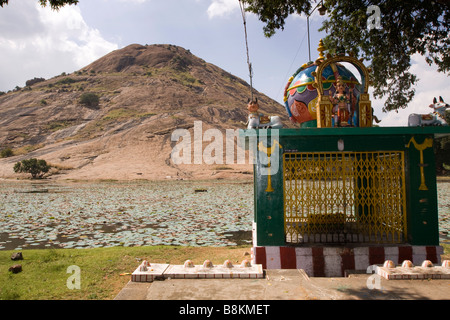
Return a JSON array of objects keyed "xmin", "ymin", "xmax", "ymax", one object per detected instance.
[{"xmin": 0, "ymin": 173, "xmax": 448, "ymax": 183}]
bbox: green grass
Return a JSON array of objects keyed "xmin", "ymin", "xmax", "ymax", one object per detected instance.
[
  {"xmin": 102, "ymin": 108, "xmax": 155, "ymax": 121},
  {"xmin": 72, "ymin": 108, "xmax": 155, "ymax": 139},
  {"xmin": 147, "ymin": 66, "xmax": 204, "ymax": 89},
  {"xmin": 44, "ymin": 120, "xmax": 78, "ymax": 132},
  {"xmin": 442, "ymin": 243, "xmax": 450, "ymax": 260},
  {"xmin": 0, "ymin": 245, "xmax": 251, "ymax": 300}
]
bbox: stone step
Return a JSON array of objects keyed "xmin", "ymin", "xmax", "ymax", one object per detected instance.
[
  {"xmin": 131, "ymin": 259, "xmax": 264, "ymax": 282},
  {"xmin": 376, "ymin": 260, "xmax": 450, "ymax": 280}
]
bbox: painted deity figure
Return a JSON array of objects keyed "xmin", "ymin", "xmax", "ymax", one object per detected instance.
[
  {"xmin": 330, "ymin": 77, "xmax": 354, "ymax": 127},
  {"xmin": 247, "ymin": 98, "xmax": 264, "ymax": 129},
  {"xmin": 246, "ymin": 98, "xmax": 283, "ymax": 129}
]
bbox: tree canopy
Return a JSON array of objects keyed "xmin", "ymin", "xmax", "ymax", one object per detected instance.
[
  {"xmin": 13, "ymin": 158, "xmax": 50, "ymax": 179},
  {"xmin": 242, "ymin": 0, "xmax": 450, "ymax": 112},
  {"xmin": 0, "ymin": 0, "xmax": 78, "ymax": 10}
]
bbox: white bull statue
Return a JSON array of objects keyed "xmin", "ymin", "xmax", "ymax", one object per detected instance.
[
  {"xmin": 246, "ymin": 98, "xmax": 283, "ymax": 129},
  {"xmin": 408, "ymin": 96, "xmax": 449, "ymax": 127}
]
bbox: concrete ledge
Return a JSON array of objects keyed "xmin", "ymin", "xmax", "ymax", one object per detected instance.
[
  {"xmin": 116, "ymin": 268, "xmax": 450, "ymax": 300},
  {"xmin": 131, "ymin": 262, "xmax": 169, "ymax": 282},
  {"xmin": 164, "ymin": 263, "xmax": 263, "ymax": 279},
  {"xmin": 114, "ymin": 281, "xmax": 151, "ymax": 300},
  {"xmin": 131, "ymin": 259, "xmax": 264, "ymax": 282},
  {"xmin": 376, "ymin": 260, "xmax": 450, "ymax": 280},
  {"xmin": 252, "ymin": 245, "xmax": 444, "ymax": 277}
]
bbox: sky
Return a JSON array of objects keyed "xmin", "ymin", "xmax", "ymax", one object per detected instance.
[{"xmin": 0, "ymin": 0, "xmax": 449, "ymax": 127}]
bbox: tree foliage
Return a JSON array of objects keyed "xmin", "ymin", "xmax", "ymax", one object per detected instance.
[
  {"xmin": 79, "ymin": 92, "xmax": 100, "ymax": 109},
  {"xmin": 242, "ymin": 0, "xmax": 450, "ymax": 112},
  {"xmin": 26, "ymin": 77, "xmax": 46, "ymax": 87},
  {"xmin": 435, "ymin": 135, "xmax": 450, "ymax": 176},
  {"xmin": 0, "ymin": 0, "xmax": 78, "ymax": 10},
  {"xmin": 0, "ymin": 147, "xmax": 13, "ymax": 158},
  {"xmin": 14, "ymin": 158, "xmax": 50, "ymax": 179}
]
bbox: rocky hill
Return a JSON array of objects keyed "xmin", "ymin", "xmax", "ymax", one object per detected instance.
[{"xmin": 0, "ymin": 44, "xmax": 290, "ymax": 181}]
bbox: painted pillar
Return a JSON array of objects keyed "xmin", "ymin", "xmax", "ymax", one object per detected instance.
[
  {"xmin": 406, "ymin": 134, "xmax": 440, "ymax": 245},
  {"xmin": 253, "ymin": 129, "xmax": 284, "ymax": 246}
]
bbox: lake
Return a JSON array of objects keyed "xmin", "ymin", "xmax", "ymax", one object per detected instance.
[
  {"xmin": 0, "ymin": 180, "xmax": 254, "ymax": 250},
  {"xmin": 0, "ymin": 179, "xmax": 449, "ymax": 250}
]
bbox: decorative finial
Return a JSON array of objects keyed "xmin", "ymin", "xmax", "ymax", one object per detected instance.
[{"xmin": 317, "ymin": 39, "xmax": 326, "ymax": 60}]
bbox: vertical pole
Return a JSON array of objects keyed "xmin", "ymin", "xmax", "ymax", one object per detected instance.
[
  {"xmin": 239, "ymin": 0, "xmax": 254, "ymax": 101},
  {"xmin": 307, "ymin": 15, "xmax": 311, "ymax": 61}
]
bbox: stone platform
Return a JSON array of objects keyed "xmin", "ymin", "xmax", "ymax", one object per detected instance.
[
  {"xmin": 131, "ymin": 259, "xmax": 264, "ymax": 282},
  {"xmin": 252, "ymin": 245, "xmax": 444, "ymax": 277},
  {"xmin": 376, "ymin": 260, "xmax": 450, "ymax": 280},
  {"xmin": 131, "ymin": 262, "xmax": 169, "ymax": 282},
  {"xmin": 116, "ymin": 268, "xmax": 450, "ymax": 300}
]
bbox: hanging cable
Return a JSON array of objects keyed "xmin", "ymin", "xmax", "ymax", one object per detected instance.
[
  {"xmin": 277, "ymin": 31, "xmax": 308, "ymax": 100},
  {"xmin": 239, "ymin": 0, "xmax": 254, "ymax": 101}
]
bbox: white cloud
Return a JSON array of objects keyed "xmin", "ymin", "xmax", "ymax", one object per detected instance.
[
  {"xmin": 116, "ymin": 0, "xmax": 149, "ymax": 3},
  {"xmin": 207, "ymin": 0, "xmax": 240, "ymax": 19},
  {"xmin": 0, "ymin": 0, "xmax": 117, "ymax": 91},
  {"xmin": 376, "ymin": 54, "xmax": 450, "ymax": 127},
  {"xmin": 205, "ymin": 0, "xmax": 325, "ymax": 20}
]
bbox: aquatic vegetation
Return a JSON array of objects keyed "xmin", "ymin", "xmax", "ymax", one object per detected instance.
[
  {"xmin": 0, "ymin": 180, "xmax": 254, "ymax": 250},
  {"xmin": 0, "ymin": 180, "xmax": 448, "ymax": 250}
]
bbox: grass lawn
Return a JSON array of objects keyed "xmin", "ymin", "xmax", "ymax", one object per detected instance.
[{"xmin": 0, "ymin": 245, "xmax": 251, "ymax": 300}]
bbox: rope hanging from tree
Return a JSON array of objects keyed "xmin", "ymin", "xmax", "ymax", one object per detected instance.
[{"xmin": 239, "ymin": 0, "xmax": 254, "ymax": 102}]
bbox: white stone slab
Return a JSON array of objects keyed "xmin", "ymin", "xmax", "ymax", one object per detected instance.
[
  {"xmin": 163, "ymin": 263, "xmax": 264, "ymax": 279},
  {"xmin": 376, "ymin": 266, "xmax": 450, "ymax": 280},
  {"xmin": 131, "ymin": 263, "xmax": 170, "ymax": 282}
]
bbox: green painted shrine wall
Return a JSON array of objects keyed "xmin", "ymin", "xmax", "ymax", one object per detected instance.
[{"xmin": 247, "ymin": 127, "xmax": 450, "ymax": 247}]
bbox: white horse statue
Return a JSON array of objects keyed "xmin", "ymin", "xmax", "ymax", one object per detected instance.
[
  {"xmin": 408, "ymin": 96, "xmax": 449, "ymax": 126},
  {"xmin": 246, "ymin": 98, "xmax": 283, "ymax": 129}
]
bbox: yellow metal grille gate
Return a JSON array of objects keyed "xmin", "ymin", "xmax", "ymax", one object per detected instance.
[{"xmin": 284, "ymin": 151, "xmax": 407, "ymax": 244}]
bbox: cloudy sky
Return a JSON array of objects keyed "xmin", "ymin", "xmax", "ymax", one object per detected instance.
[{"xmin": 0, "ymin": 0, "xmax": 448, "ymax": 126}]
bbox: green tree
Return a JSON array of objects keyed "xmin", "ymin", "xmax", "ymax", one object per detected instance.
[
  {"xmin": 0, "ymin": 0, "xmax": 78, "ymax": 10},
  {"xmin": 79, "ymin": 92, "xmax": 100, "ymax": 109},
  {"xmin": 14, "ymin": 158, "xmax": 50, "ymax": 179},
  {"xmin": 242, "ymin": 0, "xmax": 450, "ymax": 112},
  {"xmin": 0, "ymin": 147, "xmax": 13, "ymax": 158},
  {"xmin": 435, "ymin": 136, "xmax": 450, "ymax": 175}
]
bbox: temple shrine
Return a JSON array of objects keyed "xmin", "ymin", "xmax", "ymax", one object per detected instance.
[{"xmin": 246, "ymin": 40, "xmax": 450, "ymax": 277}]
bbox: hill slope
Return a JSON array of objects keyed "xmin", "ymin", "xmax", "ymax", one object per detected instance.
[{"xmin": 0, "ymin": 44, "xmax": 289, "ymax": 180}]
